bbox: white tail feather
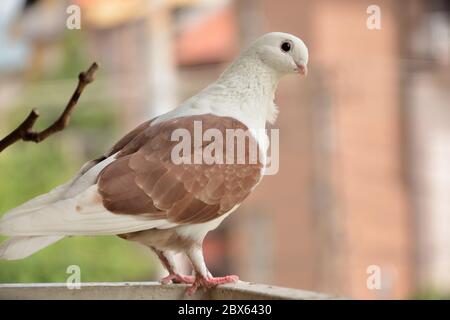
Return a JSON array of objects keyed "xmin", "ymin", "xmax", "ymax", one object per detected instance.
[
  {"xmin": 3, "ymin": 155, "xmax": 117, "ymax": 220},
  {"xmin": 3, "ymin": 183, "xmax": 72, "ymax": 219},
  {"xmin": 0, "ymin": 236, "xmax": 64, "ymax": 260},
  {"xmin": 0, "ymin": 185, "xmax": 172, "ymax": 237}
]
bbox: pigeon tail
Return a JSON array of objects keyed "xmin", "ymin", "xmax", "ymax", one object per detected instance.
[{"xmin": 0, "ymin": 235, "xmax": 64, "ymax": 260}]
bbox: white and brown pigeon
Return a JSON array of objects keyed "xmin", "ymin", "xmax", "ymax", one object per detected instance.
[{"xmin": 0, "ymin": 32, "xmax": 308, "ymax": 294}]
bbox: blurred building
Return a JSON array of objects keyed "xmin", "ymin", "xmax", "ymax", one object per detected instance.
[
  {"xmin": 222, "ymin": 0, "xmax": 449, "ymax": 299},
  {"xmin": 406, "ymin": 0, "xmax": 450, "ymax": 295}
]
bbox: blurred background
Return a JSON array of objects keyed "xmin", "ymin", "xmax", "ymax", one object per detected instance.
[{"xmin": 0, "ymin": 0, "xmax": 449, "ymax": 299}]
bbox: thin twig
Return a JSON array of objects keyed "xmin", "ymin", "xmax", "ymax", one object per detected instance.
[{"xmin": 0, "ymin": 62, "xmax": 99, "ymax": 153}]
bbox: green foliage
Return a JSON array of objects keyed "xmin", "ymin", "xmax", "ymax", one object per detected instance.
[
  {"xmin": 46, "ymin": 30, "xmax": 87, "ymax": 80},
  {"xmin": 412, "ymin": 290, "xmax": 450, "ymax": 300},
  {"xmin": 0, "ymin": 141, "xmax": 73, "ymax": 213},
  {"xmin": 0, "ymin": 236, "xmax": 156, "ymax": 283}
]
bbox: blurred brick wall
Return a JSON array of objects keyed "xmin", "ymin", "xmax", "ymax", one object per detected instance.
[{"xmin": 227, "ymin": 0, "xmax": 413, "ymax": 299}]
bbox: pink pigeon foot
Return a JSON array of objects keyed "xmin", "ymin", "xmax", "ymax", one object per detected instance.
[
  {"xmin": 161, "ymin": 274, "xmax": 195, "ymax": 285},
  {"xmin": 186, "ymin": 275, "xmax": 239, "ymax": 296}
]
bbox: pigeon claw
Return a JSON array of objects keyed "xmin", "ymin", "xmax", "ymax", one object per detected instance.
[
  {"xmin": 186, "ymin": 275, "xmax": 239, "ymax": 296},
  {"xmin": 161, "ymin": 273, "xmax": 195, "ymax": 285}
]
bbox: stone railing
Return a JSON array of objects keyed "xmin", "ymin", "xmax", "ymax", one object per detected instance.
[{"xmin": 0, "ymin": 281, "xmax": 332, "ymax": 300}]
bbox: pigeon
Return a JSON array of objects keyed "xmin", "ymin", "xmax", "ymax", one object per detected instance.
[{"xmin": 0, "ymin": 32, "xmax": 308, "ymax": 294}]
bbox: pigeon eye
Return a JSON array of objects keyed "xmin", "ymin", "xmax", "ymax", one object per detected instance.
[{"xmin": 281, "ymin": 41, "xmax": 292, "ymax": 52}]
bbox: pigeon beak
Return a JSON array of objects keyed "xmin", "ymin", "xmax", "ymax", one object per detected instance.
[{"xmin": 295, "ymin": 62, "xmax": 308, "ymax": 76}]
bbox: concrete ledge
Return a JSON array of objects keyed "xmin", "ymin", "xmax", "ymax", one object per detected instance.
[{"xmin": 0, "ymin": 281, "xmax": 331, "ymax": 300}]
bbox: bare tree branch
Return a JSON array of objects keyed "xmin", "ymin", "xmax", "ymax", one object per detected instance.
[{"xmin": 0, "ymin": 62, "xmax": 99, "ymax": 153}]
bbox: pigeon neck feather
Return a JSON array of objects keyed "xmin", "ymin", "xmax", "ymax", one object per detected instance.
[
  {"xmin": 159, "ymin": 52, "xmax": 281, "ymax": 133},
  {"xmin": 214, "ymin": 52, "xmax": 281, "ymax": 126}
]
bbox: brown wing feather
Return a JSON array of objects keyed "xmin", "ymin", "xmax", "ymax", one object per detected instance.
[{"xmin": 97, "ymin": 115, "xmax": 263, "ymax": 225}]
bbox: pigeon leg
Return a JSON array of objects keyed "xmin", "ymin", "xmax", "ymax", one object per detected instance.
[
  {"xmin": 151, "ymin": 247, "xmax": 195, "ymax": 285},
  {"xmin": 186, "ymin": 245, "xmax": 239, "ymax": 295}
]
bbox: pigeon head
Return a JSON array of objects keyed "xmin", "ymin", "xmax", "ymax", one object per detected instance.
[{"xmin": 248, "ymin": 32, "xmax": 308, "ymax": 76}]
